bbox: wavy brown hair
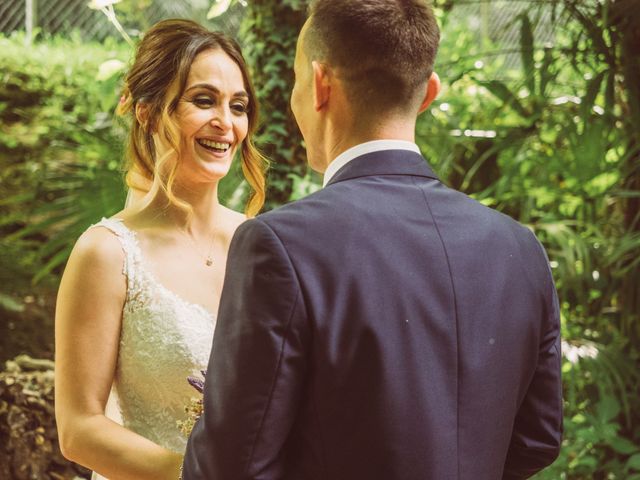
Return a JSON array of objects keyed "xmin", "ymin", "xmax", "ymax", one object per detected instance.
[{"xmin": 117, "ymin": 19, "xmax": 268, "ymax": 217}]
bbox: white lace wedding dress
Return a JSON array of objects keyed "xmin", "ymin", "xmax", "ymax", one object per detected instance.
[{"xmin": 89, "ymin": 218, "xmax": 216, "ymax": 480}]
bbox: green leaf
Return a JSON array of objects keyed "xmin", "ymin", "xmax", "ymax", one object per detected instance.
[
  {"xmin": 0, "ymin": 192, "xmax": 36, "ymax": 207},
  {"xmin": 610, "ymin": 436, "xmax": 639, "ymax": 455},
  {"xmin": 0, "ymin": 293, "xmax": 25, "ymax": 313},
  {"xmin": 597, "ymin": 395, "xmax": 620, "ymax": 422},
  {"xmin": 33, "ymin": 246, "xmax": 73, "ymax": 284},
  {"xmin": 474, "ymin": 79, "xmax": 529, "ymax": 118},
  {"xmin": 539, "ymin": 47, "xmax": 555, "ymax": 96},
  {"xmin": 580, "ymin": 71, "xmax": 606, "ymax": 124},
  {"xmin": 576, "ymin": 455, "xmax": 598, "ymax": 468},
  {"xmin": 628, "ymin": 454, "xmax": 640, "ymax": 472},
  {"xmin": 605, "ymin": 70, "xmax": 615, "ymax": 114},
  {"xmin": 519, "ymin": 13, "xmax": 535, "ymax": 94}
]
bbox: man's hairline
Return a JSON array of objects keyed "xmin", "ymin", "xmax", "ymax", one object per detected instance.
[
  {"xmin": 301, "ymin": 15, "xmax": 325, "ymax": 65},
  {"xmin": 298, "ymin": 4, "xmax": 434, "ymax": 116}
]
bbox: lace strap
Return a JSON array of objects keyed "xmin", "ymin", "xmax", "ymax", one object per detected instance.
[{"xmin": 89, "ymin": 217, "xmax": 142, "ymax": 293}]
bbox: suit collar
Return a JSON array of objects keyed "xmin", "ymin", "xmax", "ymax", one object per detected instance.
[
  {"xmin": 325, "ymin": 150, "xmax": 439, "ymax": 187},
  {"xmin": 322, "ymin": 140, "xmax": 421, "ymax": 186}
]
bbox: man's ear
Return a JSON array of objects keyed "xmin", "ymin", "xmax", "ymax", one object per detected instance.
[
  {"xmin": 135, "ymin": 102, "xmax": 151, "ymax": 131},
  {"xmin": 312, "ymin": 61, "xmax": 330, "ymax": 112},
  {"xmin": 418, "ymin": 72, "xmax": 441, "ymax": 114}
]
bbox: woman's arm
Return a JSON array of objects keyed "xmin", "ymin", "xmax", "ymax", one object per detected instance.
[{"xmin": 54, "ymin": 227, "xmax": 183, "ymax": 480}]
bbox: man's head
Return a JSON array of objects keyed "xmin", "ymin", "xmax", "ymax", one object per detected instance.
[{"xmin": 291, "ymin": 0, "xmax": 441, "ymax": 172}]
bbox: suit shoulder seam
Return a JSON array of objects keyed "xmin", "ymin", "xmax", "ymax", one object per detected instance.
[{"xmin": 410, "ymin": 176, "xmax": 462, "ymax": 479}]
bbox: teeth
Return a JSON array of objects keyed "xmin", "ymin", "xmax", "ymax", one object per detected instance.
[{"xmin": 199, "ymin": 139, "xmax": 230, "ymax": 150}]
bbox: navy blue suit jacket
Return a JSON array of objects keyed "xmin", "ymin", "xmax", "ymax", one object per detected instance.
[{"xmin": 183, "ymin": 150, "xmax": 562, "ymax": 480}]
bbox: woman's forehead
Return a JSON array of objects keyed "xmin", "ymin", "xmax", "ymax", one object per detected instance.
[{"xmin": 186, "ymin": 49, "xmax": 245, "ymax": 91}]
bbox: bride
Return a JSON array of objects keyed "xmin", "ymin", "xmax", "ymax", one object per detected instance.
[{"xmin": 54, "ymin": 19, "xmax": 267, "ymax": 480}]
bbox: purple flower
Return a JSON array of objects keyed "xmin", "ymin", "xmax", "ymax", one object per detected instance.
[{"xmin": 187, "ymin": 370, "xmax": 207, "ymax": 394}]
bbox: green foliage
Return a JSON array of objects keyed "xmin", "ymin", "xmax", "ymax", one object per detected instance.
[
  {"xmin": 288, "ymin": 169, "xmax": 322, "ymax": 202},
  {"xmin": 112, "ymin": 0, "xmax": 245, "ymax": 37},
  {"xmin": 542, "ymin": 351, "xmax": 640, "ymax": 479},
  {"xmin": 0, "ymin": 33, "xmax": 130, "ymax": 289},
  {"xmin": 113, "ymin": 0, "xmax": 154, "ymax": 32},
  {"xmin": 239, "ymin": 0, "xmax": 310, "ymax": 209}
]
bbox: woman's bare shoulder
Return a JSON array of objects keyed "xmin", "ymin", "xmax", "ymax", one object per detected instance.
[
  {"xmin": 69, "ymin": 225, "xmax": 125, "ymax": 274},
  {"xmin": 58, "ymin": 225, "xmax": 127, "ymax": 311},
  {"xmin": 217, "ymin": 207, "xmax": 247, "ymax": 245}
]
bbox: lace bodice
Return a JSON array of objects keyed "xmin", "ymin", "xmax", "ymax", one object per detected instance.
[{"xmin": 89, "ymin": 218, "xmax": 216, "ymax": 463}]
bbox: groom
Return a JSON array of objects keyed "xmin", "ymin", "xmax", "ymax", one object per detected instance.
[{"xmin": 183, "ymin": 0, "xmax": 562, "ymax": 479}]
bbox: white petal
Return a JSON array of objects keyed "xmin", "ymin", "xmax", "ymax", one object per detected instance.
[
  {"xmin": 207, "ymin": 0, "xmax": 232, "ymax": 19},
  {"xmin": 88, "ymin": 0, "xmax": 121, "ymax": 10}
]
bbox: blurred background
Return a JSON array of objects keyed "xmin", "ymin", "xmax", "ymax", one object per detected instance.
[{"xmin": 0, "ymin": 0, "xmax": 638, "ymax": 478}]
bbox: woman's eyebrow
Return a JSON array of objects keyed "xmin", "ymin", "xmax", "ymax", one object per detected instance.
[{"xmin": 185, "ymin": 83, "xmax": 249, "ymax": 98}]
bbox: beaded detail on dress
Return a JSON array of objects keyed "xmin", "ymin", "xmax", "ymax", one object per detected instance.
[{"xmin": 89, "ymin": 217, "xmax": 215, "ymax": 455}]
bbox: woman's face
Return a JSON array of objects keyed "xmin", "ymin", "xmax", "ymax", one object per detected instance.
[{"xmin": 174, "ymin": 48, "xmax": 250, "ymax": 185}]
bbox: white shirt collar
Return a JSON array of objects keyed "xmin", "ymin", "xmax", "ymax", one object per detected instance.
[{"xmin": 322, "ymin": 140, "xmax": 421, "ymax": 187}]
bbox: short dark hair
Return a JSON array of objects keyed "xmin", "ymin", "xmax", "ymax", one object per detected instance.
[{"xmin": 305, "ymin": 0, "xmax": 440, "ymax": 114}]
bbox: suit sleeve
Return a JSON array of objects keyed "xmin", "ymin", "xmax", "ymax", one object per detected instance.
[
  {"xmin": 503, "ymin": 237, "xmax": 563, "ymax": 479},
  {"xmin": 182, "ymin": 218, "xmax": 309, "ymax": 480}
]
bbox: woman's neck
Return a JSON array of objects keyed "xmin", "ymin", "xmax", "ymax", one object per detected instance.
[{"xmin": 145, "ymin": 179, "xmax": 225, "ymax": 239}]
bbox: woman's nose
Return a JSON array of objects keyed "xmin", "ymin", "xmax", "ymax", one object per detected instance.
[{"xmin": 210, "ymin": 106, "xmax": 232, "ymax": 131}]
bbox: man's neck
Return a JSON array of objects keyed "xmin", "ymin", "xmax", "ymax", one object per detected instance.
[{"xmin": 322, "ymin": 122, "xmax": 417, "ymax": 173}]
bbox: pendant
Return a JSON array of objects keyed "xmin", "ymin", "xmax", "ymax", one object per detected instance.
[{"xmin": 206, "ymin": 257, "xmax": 213, "ymax": 267}]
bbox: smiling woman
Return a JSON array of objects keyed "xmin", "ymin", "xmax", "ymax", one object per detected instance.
[
  {"xmin": 116, "ymin": 19, "xmax": 266, "ymax": 217},
  {"xmin": 174, "ymin": 50, "xmax": 250, "ymax": 186},
  {"xmin": 53, "ymin": 19, "xmax": 268, "ymax": 480}
]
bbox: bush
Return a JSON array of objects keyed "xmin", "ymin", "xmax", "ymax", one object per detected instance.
[{"xmin": 0, "ymin": 32, "xmax": 130, "ymax": 290}]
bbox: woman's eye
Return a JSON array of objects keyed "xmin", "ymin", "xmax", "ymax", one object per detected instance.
[
  {"xmin": 231, "ymin": 103, "xmax": 249, "ymax": 114},
  {"xmin": 193, "ymin": 97, "xmax": 214, "ymax": 108}
]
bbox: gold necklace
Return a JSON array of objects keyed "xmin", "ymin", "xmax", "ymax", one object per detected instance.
[{"xmin": 182, "ymin": 229, "xmax": 216, "ymax": 267}]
